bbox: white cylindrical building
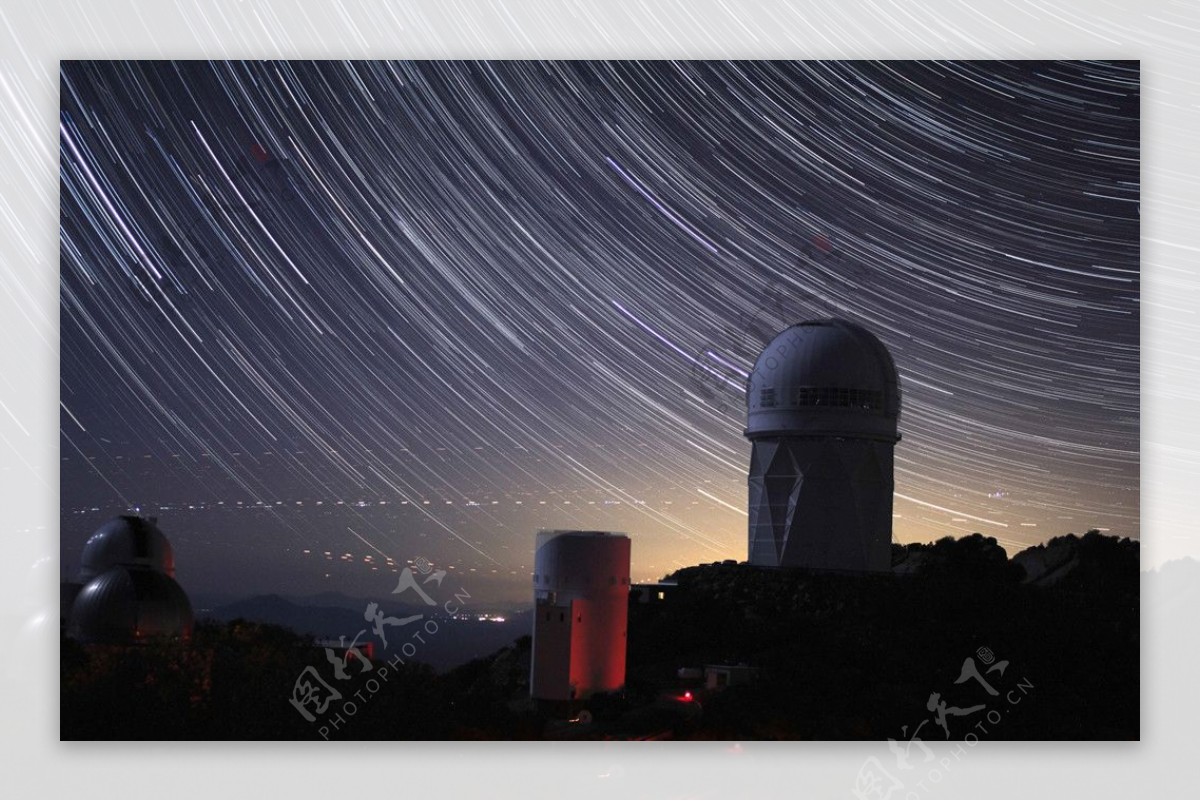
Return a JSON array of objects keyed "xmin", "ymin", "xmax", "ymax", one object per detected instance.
[
  {"xmin": 745, "ymin": 319, "xmax": 902, "ymax": 572},
  {"xmin": 530, "ymin": 530, "xmax": 631, "ymax": 702}
]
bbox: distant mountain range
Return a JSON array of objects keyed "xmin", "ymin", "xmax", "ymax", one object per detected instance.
[{"xmin": 199, "ymin": 591, "xmax": 530, "ymax": 671}]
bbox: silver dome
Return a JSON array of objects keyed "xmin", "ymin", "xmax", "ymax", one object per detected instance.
[
  {"xmin": 79, "ymin": 515, "xmax": 175, "ymax": 580},
  {"xmin": 68, "ymin": 565, "xmax": 193, "ymax": 644},
  {"xmin": 745, "ymin": 318, "xmax": 900, "ymax": 442}
]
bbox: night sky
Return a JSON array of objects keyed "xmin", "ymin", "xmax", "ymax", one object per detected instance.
[{"xmin": 59, "ymin": 60, "xmax": 1139, "ymax": 603}]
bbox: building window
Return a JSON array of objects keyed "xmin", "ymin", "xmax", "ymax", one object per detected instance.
[
  {"xmin": 559, "ymin": 612, "xmax": 564, "ymax": 622},
  {"xmin": 793, "ymin": 386, "xmax": 883, "ymax": 412},
  {"xmin": 760, "ymin": 387, "xmax": 776, "ymax": 407}
]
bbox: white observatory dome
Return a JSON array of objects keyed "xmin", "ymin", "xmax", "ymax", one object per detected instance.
[
  {"xmin": 745, "ymin": 318, "xmax": 900, "ymax": 442},
  {"xmin": 79, "ymin": 515, "xmax": 175, "ymax": 580},
  {"xmin": 68, "ymin": 565, "xmax": 194, "ymax": 644}
]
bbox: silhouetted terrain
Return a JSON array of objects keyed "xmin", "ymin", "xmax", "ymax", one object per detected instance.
[
  {"xmin": 61, "ymin": 532, "xmax": 1141, "ymax": 740},
  {"xmin": 628, "ymin": 532, "xmax": 1139, "ymax": 739}
]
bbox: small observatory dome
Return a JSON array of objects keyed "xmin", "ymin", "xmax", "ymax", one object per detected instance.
[
  {"xmin": 79, "ymin": 515, "xmax": 175, "ymax": 580},
  {"xmin": 745, "ymin": 318, "xmax": 900, "ymax": 443},
  {"xmin": 68, "ymin": 565, "xmax": 194, "ymax": 644}
]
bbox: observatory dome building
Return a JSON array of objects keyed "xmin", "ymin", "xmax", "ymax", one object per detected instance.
[
  {"xmin": 745, "ymin": 319, "xmax": 901, "ymax": 572},
  {"xmin": 68, "ymin": 565, "xmax": 193, "ymax": 645},
  {"xmin": 65, "ymin": 515, "xmax": 193, "ymax": 645},
  {"xmin": 530, "ymin": 530, "xmax": 630, "ymax": 704},
  {"xmin": 79, "ymin": 514, "xmax": 176, "ymax": 580}
]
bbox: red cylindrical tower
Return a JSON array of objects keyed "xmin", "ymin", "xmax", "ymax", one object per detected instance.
[{"xmin": 530, "ymin": 530, "xmax": 631, "ymax": 702}]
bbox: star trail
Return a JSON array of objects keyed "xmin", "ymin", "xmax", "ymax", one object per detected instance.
[{"xmin": 58, "ymin": 61, "xmax": 1139, "ymax": 602}]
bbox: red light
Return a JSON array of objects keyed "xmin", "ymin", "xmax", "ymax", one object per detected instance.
[{"xmin": 683, "ymin": 691, "xmax": 693, "ymax": 702}]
